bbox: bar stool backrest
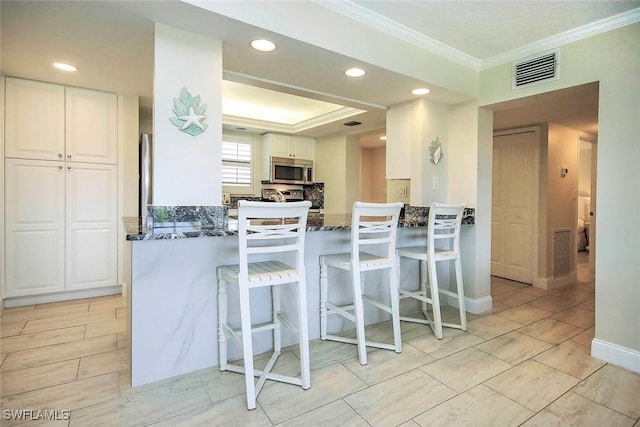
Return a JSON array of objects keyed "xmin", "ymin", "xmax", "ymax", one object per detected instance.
[
  {"xmin": 427, "ymin": 203, "xmax": 465, "ymax": 257},
  {"xmin": 350, "ymin": 202, "xmax": 404, "ymax": 265},
  {"xmin": 237, "ymin": 200, "xmax": 312, "ymax": 282}
]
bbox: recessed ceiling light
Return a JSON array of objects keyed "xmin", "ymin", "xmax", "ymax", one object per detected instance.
[
  {"xmin": 250, "ymin": 39, "xmax": 276, "ymax": 52},
  {"xmin": 52, "ymin": 62, "xmax": 78, "ymax": 72},
  {"xmin": 345, "ymin": 68, "xmax": 366, "ymax": 77},
  {"xmin": 379, "ymin": 136, "xmax": 387, "ymax": 141},
  {"xmin": 412, "ymin": 88, "xmax": 430, "ymax": 95}
]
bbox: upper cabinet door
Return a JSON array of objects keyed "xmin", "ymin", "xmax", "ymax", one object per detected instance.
[
  {"xmin": 292, "ymin": 136, "xmax": 315, "ymax": 161},
  {"xmin": 268, "ymin": 134, "xmax": 293, "ymax": 158},
  {"xmin": 5, "ymin": 78, "xmax": 65, "ymax": 161},
  {"xmin": 65, "ymin": 87, "xmax": 118, "ymax": 164}
]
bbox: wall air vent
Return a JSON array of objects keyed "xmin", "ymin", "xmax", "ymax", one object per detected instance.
[
  {"xmin": 513, "ymin": 50, "xmax": 559, "ymax": 89},
  {"xmin": 343, "ymin": 121, "xmax": 362, "ymax": 127},
  {"xmin": 553, "ymin": 229, "xmax": 571, "ymax": 278}
]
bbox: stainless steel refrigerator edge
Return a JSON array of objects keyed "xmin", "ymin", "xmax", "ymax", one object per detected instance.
[{"xmin": 139, "ymin": 133, "xmax": 153, "ymax": 226}]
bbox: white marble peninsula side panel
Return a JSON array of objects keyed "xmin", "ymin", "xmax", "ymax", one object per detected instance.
[{"xmin": 129, "ymin": 226, "xmax": 428, "ymax": 386}]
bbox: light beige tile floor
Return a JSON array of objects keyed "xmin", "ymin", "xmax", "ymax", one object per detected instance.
[{"xmin": 1, "ymin": 255, "xmax": 639, "ymax": 426}]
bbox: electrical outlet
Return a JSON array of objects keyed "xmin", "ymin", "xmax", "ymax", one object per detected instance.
[
  {"xmin": 399, "ymin": 186, "xmax": 407, "ymax": 197},
  {"xmin": 432, "ymin": 176, "xmax": 439, "ymax": 190}
]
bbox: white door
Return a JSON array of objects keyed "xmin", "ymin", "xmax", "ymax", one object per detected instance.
[
  {"xmin": 4, "ymin": 78, "xmax": 65, "ymax": 161},
  {"xmin": 5, "ymin": 159, "xmax": 66, "ymax": 297},
  {"xmin": 492, "ymin": 129, "xmax": 538, "ymax": 284},
  {"xmin": 65, "ymin": 163, "xmax": 118, "ymax": 290},
  {"xmin": 65, "ymin": 87, "xmax": 118, "ymax": 164}
]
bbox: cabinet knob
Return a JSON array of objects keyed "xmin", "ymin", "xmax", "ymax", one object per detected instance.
[
  {"xmin": 58, "ymin": 153, "xmax": 63, "ymax": 158},
  {"xmin": 67, "ymin": 166, "xmax": 72, "ymax": 170},
  {"xmin": 67, "ymin": 154, "xmax": 72, "ymax": 159},
  {"xmin": 58, "ymin": 165, "xmax": 63, "ymax": 170}
]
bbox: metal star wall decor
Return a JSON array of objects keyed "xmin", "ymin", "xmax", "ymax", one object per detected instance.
[{"xmin": 169, "ymin": 88, "xmax": 208, "ymax": 136}]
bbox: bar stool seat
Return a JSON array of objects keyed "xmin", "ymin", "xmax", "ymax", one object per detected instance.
[
  {"xmin": 319, "ymin": 201, "xmax": 404, "ymax": 366},
  {"xmin": 396, "ymin": 203, "xmax": 467, "ymax": 339},
  {"xmin": 217, "ymin": 200, "xmax": 311, "ymax": 410}
]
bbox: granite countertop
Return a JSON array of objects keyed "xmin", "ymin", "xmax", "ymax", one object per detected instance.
[{"xmin": 125, "ymin": 207, "xmax": 475, "ymax": 241}]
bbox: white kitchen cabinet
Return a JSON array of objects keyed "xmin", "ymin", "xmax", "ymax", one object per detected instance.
[
  {"xmin": 4, "ymin": 77, "xmax": 118, "ymax": 164},
  {"xmin": 385, "ymin": 103, "xmax": 412, "ymax": 179},
  {"xmin": 65, "ymin": 163, "xmax": 118, "ymax": 290},
  {"xmin": 264, "ymin": 133, "xmax": 315, "ymax": 161},
  {"xmin": 5, "ymin": 159, "xmax": 66, "ymax": 296},
  {"xmin": 65, "ymin": 86, "xmax": 118, "ymax": 164},
  {"xmin": 4, "ymin": 159, "xmax": 118, "ymax": 297},
  {"xmin": 4, "ymin": 78, "xmax": 66, "ymax": 161}
]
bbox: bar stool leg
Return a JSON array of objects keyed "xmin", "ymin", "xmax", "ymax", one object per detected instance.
[
  {"xmin": 389, "ymin": 262, "xmax": 402, "ymax": 353},
  {"xmin": 238, "ymin": 285, "xmax": 256, "ymax": 410},
  {"xmin": 272, "ymin": 285, "xmax": 282, "ymax": 353},
  {"xmin": 218, "ymin": 277, "xmax": 228, "ymax": 371},
  {"xmin": 352, "ymin": 270, "xmax": 368, "ymax": 365},
  {"xmin": 297, "ymin": 278, "xmax": 311, "ymax": 389},
  {"xmin": 319, "ymin": 259, "xmax": 328, "ymax": 341},
  {"xmin": 427, "ymin": 257, "xmax": 444, "ymax": 339},
  {"xmin": 455, "ymin": 258, "xmax": 467, "ymax": 331},
  {"xmin": 419, "ymin": 260, "xmax": 428, "ymax": 318}
]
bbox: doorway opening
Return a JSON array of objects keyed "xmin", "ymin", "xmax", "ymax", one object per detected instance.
[{"xmin": 489, "ymin": 82, "xmax": 599, "ymax": 288}]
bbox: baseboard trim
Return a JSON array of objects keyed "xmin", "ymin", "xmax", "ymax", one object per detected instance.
[
  {"xmin": 447, "ymin": 294, "xmax": 493, "ymax": 314},
  {"xmin": 533, "ymin": 272, "xmax": 578, "ymax": 290},
  {"xmin": 3, "ymin": 286, "xmax": 122, "ymax": 308},
  {"xmin": 591, "ymin": 338, "xmax": 640, "ymax": 374}
]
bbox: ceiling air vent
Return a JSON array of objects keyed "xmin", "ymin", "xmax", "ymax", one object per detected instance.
[
  {"xmin": 513, "ymin": 51, "xmax": 559, "ymax": 89},
  {"xmin": 344, "ymin": 121, "xmax": 362, "ymax": 127}
]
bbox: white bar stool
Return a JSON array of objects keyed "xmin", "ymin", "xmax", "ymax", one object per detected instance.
[
  {"xmin": 396, "ymin": 203, "xmax": 467, "ymax": 339},
  {"xmin": 217, "ymin": 200, "xmax": 311, "ymax": 410},
  {"xmin": 319, "ymin": 201, "xmax": 404, "ymax": 365}
]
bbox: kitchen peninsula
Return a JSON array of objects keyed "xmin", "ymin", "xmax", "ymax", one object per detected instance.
[{"xmin": 125, "ymin": 205, "xmax": 475, "ymax": 386}]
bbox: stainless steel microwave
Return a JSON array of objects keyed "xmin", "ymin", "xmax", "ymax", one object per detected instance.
[{"xmin": 270, "ymin": 156, "xmax": 313, "ymax": 184}]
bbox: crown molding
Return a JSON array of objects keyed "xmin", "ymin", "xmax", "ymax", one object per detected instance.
[
  {"xmin": 313, "ymin": 0, "xmax": 482, "ymax": 70},
  {"xmin": 481, "ymin": 7, "xmax": 640, "ymax": 70},
  {"xmin": 315, "ymin": 1, "xmax": 640, "ymax": 72}
]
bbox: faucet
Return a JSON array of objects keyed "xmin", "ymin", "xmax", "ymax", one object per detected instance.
[{"xmin": 270, "ymin": 190, "xmax": 286, "ymax": 202}]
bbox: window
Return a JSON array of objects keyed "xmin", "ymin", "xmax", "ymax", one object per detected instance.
[{"xmin": 221, "ymin": 134, "xmax": 255, "ymax": 194}]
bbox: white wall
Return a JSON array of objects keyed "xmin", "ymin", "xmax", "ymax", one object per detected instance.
[
  {"xmin": 152, "ymin": 23, "xmax": 222, "ymax": 206},
  {"xmin": 387, "ymin": 99, "xmax": 450, "ymax": 207},
  {"xmin": 120, "ymin": 95, "xmax": 140, "ymax": 294},
  {"xmin": 414, "ymin": 99, "xmax": 450, "ymax": 206},
  {"xmin": 386, "ymin": 103, "xmax": 412, "ymax": 179},
  {"xmin": 449, "ymin": 101, "xmax": 492, "ymax": 304},
  {"xmin": 545, "ymin": 123, "xmax": 579, "ymax": 279},
  {"xmin": 578, "ymin": 144, "xmax": 592, "ymax": 196},
  {"xmin": 360, "ymin": 146, "xmax": 386, "ymax": 203},
  {"xmin": 0, "ymin": 76, "xmax": 4, "ymax": 315},
  {"xmin": 448, "ymin": 101, "xmax": 480, "ymax": 207}
]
